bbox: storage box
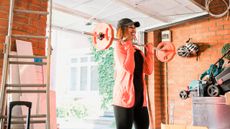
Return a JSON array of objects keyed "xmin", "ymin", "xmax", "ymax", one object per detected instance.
[{"xmin": 192, "ymin": 97, "xmax": 230, "ymax": 129}]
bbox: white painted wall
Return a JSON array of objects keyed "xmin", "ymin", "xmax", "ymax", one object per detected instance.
[{"xmin": 51, "ymin": 29, "xmax": 92, "ymax": 97}]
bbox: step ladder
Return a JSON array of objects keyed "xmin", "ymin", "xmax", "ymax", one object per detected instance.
[{"xmin": 0, "ymin": 0, "xmax": 53, "ymax": 128}]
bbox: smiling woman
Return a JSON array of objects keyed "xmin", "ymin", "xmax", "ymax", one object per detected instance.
[{"xmin": 112, "ymin": 18, "xmax": 154, "ymax": 129}]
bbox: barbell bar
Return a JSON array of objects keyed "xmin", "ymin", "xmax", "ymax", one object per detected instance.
[
  {"xmin": 84, "ymin": 31, "xmax": 159, "ymax": 49},
  {"xmin": 82, "ymin": 23, "xmax": 176, "ymax": 62}
]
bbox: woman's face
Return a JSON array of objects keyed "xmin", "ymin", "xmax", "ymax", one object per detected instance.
[{"xmin": 126, "ymin": 24, "xmax": 136, "ymax": 40}]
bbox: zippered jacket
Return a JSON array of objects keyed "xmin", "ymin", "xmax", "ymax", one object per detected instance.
[{"xmin": 113, "ymin": 40, "xmax": 154, "ymax": 108}]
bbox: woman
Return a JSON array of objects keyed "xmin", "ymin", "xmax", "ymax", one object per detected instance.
[{"xmin": 113, "ymin": 18, "xmax": 154, "ymax": 129}]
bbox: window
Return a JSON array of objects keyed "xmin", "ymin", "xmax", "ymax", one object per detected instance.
[
  {"xmin": 80, "ymin": 66, "xmax": 87, "ymax": 91},
  {"xmin": 69, "ymin": 54, "xmax": 98, "ymax": 93},
  {"xmin": 70, "ymin": 67, "xmax": 77, "ymax": 90},
  {"xmin": 90, "ymin": 66, "xmax": 98, "ymax": 91},
  {"xmin": 80, "ymin": 57, "xmax": 88, "ymax": 62},
  {"xmin": 71, "ymin": 58, "xmax": 78, "ymax": 63}
]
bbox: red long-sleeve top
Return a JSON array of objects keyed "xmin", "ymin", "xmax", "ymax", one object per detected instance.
[{"xmin": 113, "ymin": 40, "xmax": 154, "ymax": 108}]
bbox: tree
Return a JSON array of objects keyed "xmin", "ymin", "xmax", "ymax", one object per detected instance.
[{"xmin": 90, "ymin": 39, "xmax": 114, "ymax": 110}]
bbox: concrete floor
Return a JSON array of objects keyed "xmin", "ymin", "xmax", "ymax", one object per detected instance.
[{"xmin": 58, "ymin": 116, "xmax": 115, "ymax": 129}]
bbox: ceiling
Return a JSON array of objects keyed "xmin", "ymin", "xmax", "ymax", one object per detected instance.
[{"xmin": 52, "ymin": 0, "xmax": 208, "ymax": 33}]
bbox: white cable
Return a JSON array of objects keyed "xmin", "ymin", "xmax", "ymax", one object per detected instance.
[{"xmin": 205, "ymin": 0, "xmax": 230, "ymax": 18}]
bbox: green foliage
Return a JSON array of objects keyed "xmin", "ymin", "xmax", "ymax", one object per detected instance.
[
  {"xmin": 56, "ymin": 103, "xmax": 88, "ymax": 119},
  {"xmin": 90, "ymin": 38, "xmax": 114, "ymax": 110}
]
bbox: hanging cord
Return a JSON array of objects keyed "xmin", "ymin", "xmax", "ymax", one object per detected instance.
[{"xmin": 205, "ymin": 0, "xmax": 230, "ymax": 18}]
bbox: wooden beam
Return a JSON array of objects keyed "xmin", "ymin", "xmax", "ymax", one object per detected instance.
[
  {"xmin": 52, "ymin": 25, "xmax": 83, "ymax": 34},
  {"xmin": 145, "ymin": 14, "xmax": 209, "ymax": 32},
  {"xmin": 53, "ymin": 3, "xmax": 105, "ymax": 23}
]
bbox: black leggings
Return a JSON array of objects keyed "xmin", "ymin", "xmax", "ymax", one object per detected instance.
[{"xmin": 113, "ymin": 106, "xmax": 149, "ymax": 129}]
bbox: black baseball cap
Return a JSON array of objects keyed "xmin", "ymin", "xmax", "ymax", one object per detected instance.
[{"xmin": 117, "ymin": 18, "xmax": 140, "ymax": 28}]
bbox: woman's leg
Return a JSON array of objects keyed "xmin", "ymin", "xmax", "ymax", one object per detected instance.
[
  {"xmin": 133, "ymin": 107, "xmax": 149, "ymax": 129},
  {"xmin": 113, "ymin": 106, "xmax": 133, "ymax": 129}
]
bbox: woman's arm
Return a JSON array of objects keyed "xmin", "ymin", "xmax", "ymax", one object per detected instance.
[
  {"xmin": 143, "ymin": 44, "xmax": 154, "ymax": 75},
  {"xmin": 114, "ymin": 40, "xmax": 135, "ymax": 73}
]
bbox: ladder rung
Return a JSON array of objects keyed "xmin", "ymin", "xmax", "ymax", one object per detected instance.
[
  {"xmin": 14, "ymin": 9, "xmax": 49, "ymax": 15},
  {"xmin": 12, "ymin": 34, "xmax": 47, "ymax": 39},
  {"xmin": 10, "ymin": 120, "xmax": 46, "ymax": 124},
  {"xmin": 6, "ymin": 90, "xmax": 46, "ymax": 93},
  {"xmin": 9, "ymin": 55, "xmax": 47, "ymax": 59},
  {"xmin": 9, "ymin": 61, "xmax": 47, "ymax": 65},
  {"xmin": 31, "ymin": 114, "xmax": 47, "ymax": 118},
  {"xmin": 6, "ymin": 84, "xmax": 46, "ymax": 87},
  {"xmin": 1, "ymin": 114, "xmax": 46, "ymax": 119}
]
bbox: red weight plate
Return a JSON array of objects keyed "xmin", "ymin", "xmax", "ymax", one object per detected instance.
[
  {"xmin": 92, "ymin": 23, "xmax": 114, "ymax": 50},
  {"xmin": 156, "ymin": 42, "xmax": 176, "ymax": 62}
]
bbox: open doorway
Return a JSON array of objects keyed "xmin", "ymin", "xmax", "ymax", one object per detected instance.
[{"xmin": 51, "ymin": 29, "xmax": 115, "ymax": 129}]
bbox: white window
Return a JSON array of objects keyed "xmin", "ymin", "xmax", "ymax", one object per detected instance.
[{"xmin": 69, "ymin": 54, "xmax": 98, "ymax": 94}]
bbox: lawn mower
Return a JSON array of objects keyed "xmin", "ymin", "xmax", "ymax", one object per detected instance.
[{"xmin": 179, "ymin": 49, "xmax": 230, "ymax": 99}]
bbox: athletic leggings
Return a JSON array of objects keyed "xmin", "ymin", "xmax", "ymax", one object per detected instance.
[
  {"xmin": 113, "ymin": 106, "xmax": 149, "ymax": 129},
  {"xmin": 113, "ymin": 49, "xmax": 149, "ymax": 129}
]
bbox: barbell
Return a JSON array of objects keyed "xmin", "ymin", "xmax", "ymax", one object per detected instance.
[{"xmin": 83, "ymin": 23, "xmax": 176, "ymax": 62}]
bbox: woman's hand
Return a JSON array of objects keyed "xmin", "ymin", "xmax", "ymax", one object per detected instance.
[
  {"xmin": 121, "ymin": 40, "xmax": 134, "ymax": 51},
  {"xmin": 145, "ymin": 43, "xmax": 154, "ymax": 55},
  {"xmin": 122, "ymin": 35, "xmax": 133, "ymax": 42}
]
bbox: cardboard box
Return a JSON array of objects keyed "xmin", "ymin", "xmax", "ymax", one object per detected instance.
[
  {"xmin": 161, "ymin": 123, "xmax": 186, "ymax": 129},
  {"xmin": 161, "ymin": 123, "xmax": 208, "ymax": 129},
  {"xmin": 225, "ymin": 92, "xmax": 230, "ymax": 105}
]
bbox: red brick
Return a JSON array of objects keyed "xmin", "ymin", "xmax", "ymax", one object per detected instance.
[
  {"xmin": 0, "ymin": 19, "xmax": 8, "ymax": 26},
  {"xmin": 147, "ymin": 11, "xmax": 230, "ymax": 128},
  {"xmin": 209, "ymin": 25, "xmax": 223, "ymax": 31},
  {"xmin": 0, "ymin": 0, "xmax": 48, "ymax": 55},
  {"xmin": 223, "ymin": 34, "xmax": 230, "ymax": 39},
  {"xmin": 0, "ymin": 12, "xmax": 8, "ymax": 19},
  {"xmin": 217, "ymin": 19, "xmax": 230, "ymax": 26},
  {"xmin": 14, "ymin": 15, "xmax": 29, "ymax": 24},
  {"xmin": 0, "ymin": 43, "xmax": 3, "ymax": 50},
  {"xmin": 0, "ymin": 6, "xmax": 9, "ymax": 12},
  {"xmin": 38, "ymin": 41, "xmax": 45, "ymax": 49},
  {"xmin": 195, "ymin": 27, "xmax": 209, "ymax": 33},
  {"xmin": 216, "ymin": 29, "xmax": 230, "ymax": 35},
  {"xmin": 0, "ymin": 0, "xmax": 10, "ymax": 6},
  {"xmin": 224, "ymin": 24, "xmax": 230, "ymax": 30},
  {"xmin": 0, "ymin": 28, "xmax": 7, "ymax": 36}
]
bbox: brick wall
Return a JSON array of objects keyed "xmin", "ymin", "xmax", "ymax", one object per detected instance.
[
  {"xmin": 146, "ymin": 15, "xmax": 230, "ymax": 129},
  {"xmin": 146, "ymin": 31, "xmax": 167, "ymax": 129},
  {"xmin": 0, "ymin": 0, "xmax": 48, "ymax": 81}
]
